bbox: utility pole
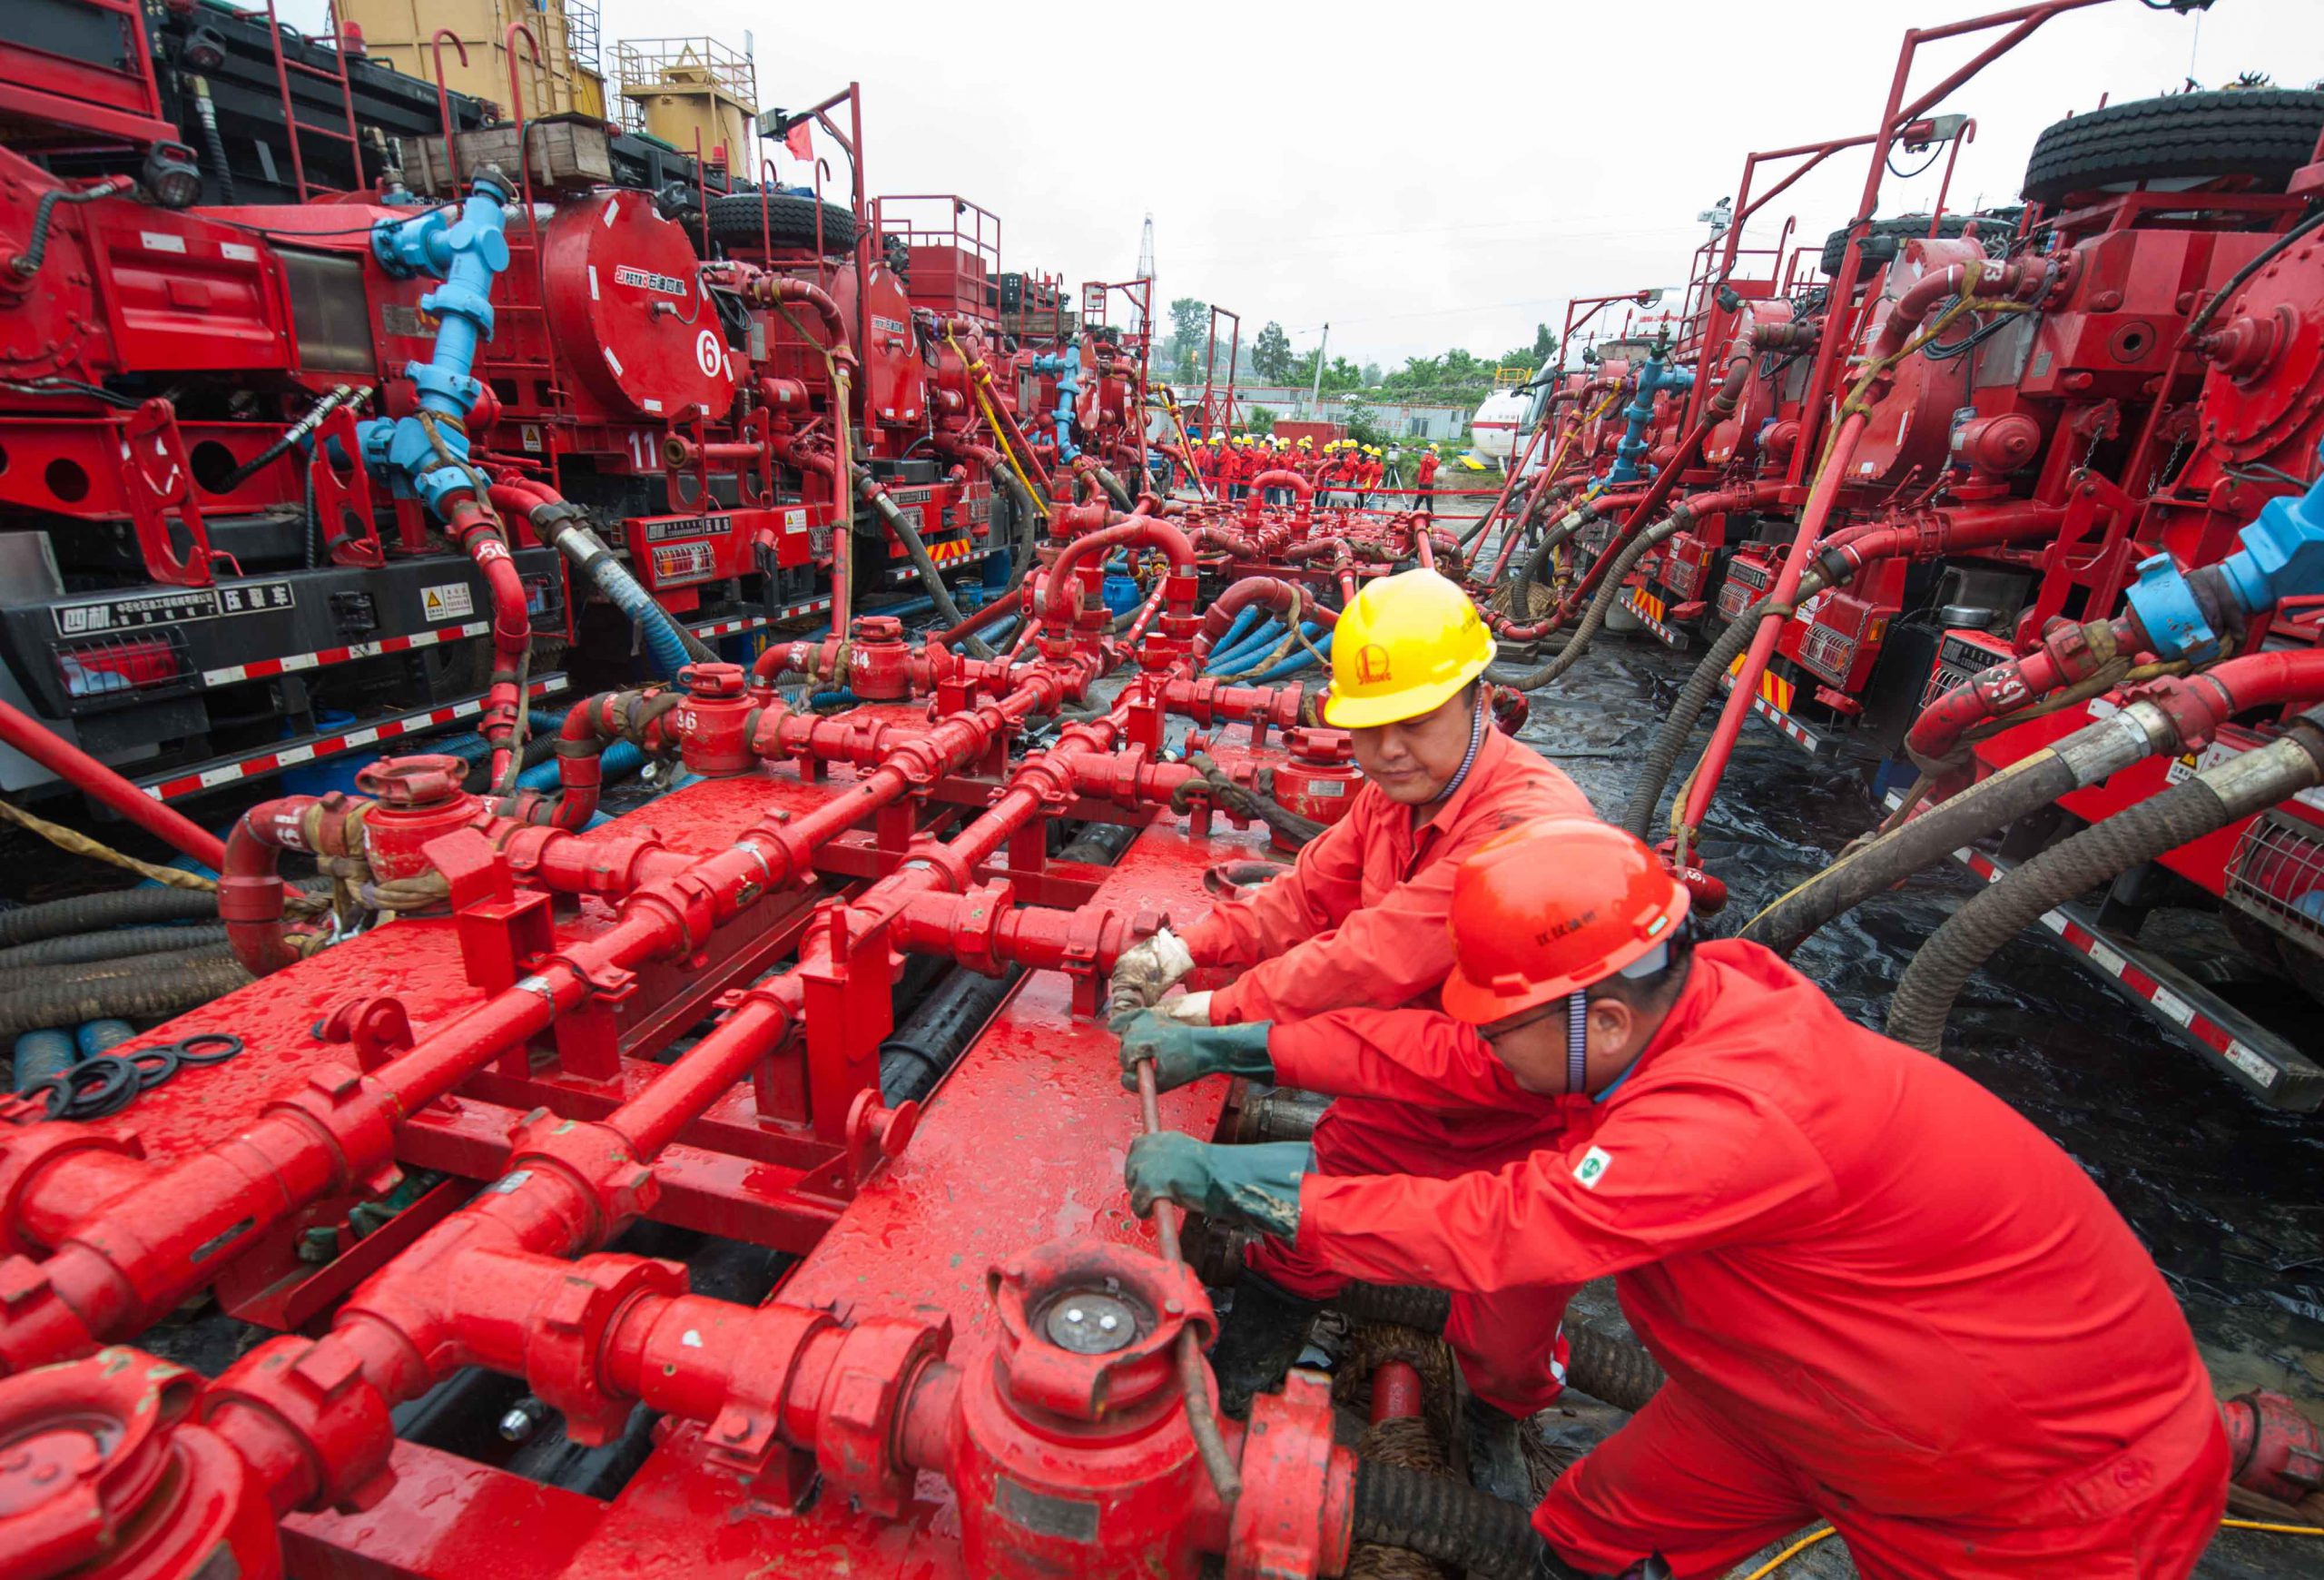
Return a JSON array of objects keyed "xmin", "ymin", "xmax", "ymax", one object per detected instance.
[{"xmin": 1307, "ymin": 321, "xmax": 1329, "ymax": 417}]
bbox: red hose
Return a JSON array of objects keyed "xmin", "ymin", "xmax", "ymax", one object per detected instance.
[{"xmin": 0, "ymin": 698, "xmax": 226, "ymax": 873}]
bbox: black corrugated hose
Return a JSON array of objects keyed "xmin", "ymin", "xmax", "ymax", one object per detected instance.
[
  {"xmin": 1738, "ymin": 700, "xmax": 2177, "ymax": 955},
  {"xmin": 1490, "ymin": 514, "xmax": 1686, "ymax": 691},
  {"xmin": 1620, "ymin": 567, "xmax": 1837, "ymax": 839},
  {"xmin": 0, "ymin": 888, "xmax": 219, "ymax": 946},
  {"xmin": 0, "ymin": 955, "xmax": 252, "ymax": 1041},
  {"xmin": 1886, "ymin": 718, "xmax": 2324, "ymax": 1052},
  {"xmin": 1564, "ymin": 1324, "xmax": 1667, "ymax": 1417},
  {"xmin": 0, "ymin": 923, "xmax": 230, "ymax": 972},
  {"xmin": 854, "ymin": 469, "xmax": 996, "ymax": 660},
  {"xmin": 1352, "ymin": 1458, "xmax": 1549, "ymax": 1578}
]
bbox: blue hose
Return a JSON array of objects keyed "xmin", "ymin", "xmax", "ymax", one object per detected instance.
[
  {"xmin": 1206, "ymin": 606, "xmax": 1262, "ymax": 660},
  {"xmin": 1206, "ymin": 618, "xmax": 1283, "ymax": 673},
  {"xmin": 1241, "ymin": 630, "xmax": 1332, "ymax": 685},
  {"xmin": 982, "ymin": 616, "xmax": 1020, "ymax": 647},
  {"xmin": 12, "ymin": 1029, "xmax": 75, "ymax": 1092},
  {"xmin": 77, "ymin": 1020, "xmax": 133, "ymax": 1058},
  {"xmin": 515, "ymin": 738, "xmax": 645, "ymax": 795},
  {"xmin": 1206, "ymin": 619, "xmax": 1285, "ymax": 675}
]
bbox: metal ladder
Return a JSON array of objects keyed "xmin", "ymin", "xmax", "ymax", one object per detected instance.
[{"xmin": 260, "ymin": 0, "xmax": 364, "ymax": 201}]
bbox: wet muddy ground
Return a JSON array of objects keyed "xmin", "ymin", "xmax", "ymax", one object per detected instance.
[{"xmin": 1507, "ymin": 640, "xmax": 2321, "ymax": 1577}]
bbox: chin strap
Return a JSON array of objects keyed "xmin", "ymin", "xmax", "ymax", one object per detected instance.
[
  {"xmin": 1433, "ymin": 696, "xmax": 1488, "ymax": 805},
  {"xmin": 1566, "ymin": 989, "xmax": 1589, "ymax": 1095}
]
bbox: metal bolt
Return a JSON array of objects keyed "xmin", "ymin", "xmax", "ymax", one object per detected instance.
[{"xmin": 497, "ymin": 1396, "xmax": 551, "ymax": 1444}]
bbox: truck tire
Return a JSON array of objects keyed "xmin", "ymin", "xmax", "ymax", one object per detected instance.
[
  {"xmin": 704, "ymin": 192, "xmax": 858, "ymax": 254},
  {"xmin": 1817, "ymin": 211, "xmax": 2022, "ymax": 277},
  {"xmin": 2020, "ymin": 88, "xmax": 2324, "ymax": 206}
]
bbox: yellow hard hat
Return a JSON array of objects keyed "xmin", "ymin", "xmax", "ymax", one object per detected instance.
[{"xmin": 1323, "ymin": 568, "xmax": 1494, "ymax": 729}]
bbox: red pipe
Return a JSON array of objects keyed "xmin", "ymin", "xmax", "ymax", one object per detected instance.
[
  {"xmin": 1369, "ymin": 1359, "xmax": 1424, "ymax": 1425},
  {"xmin": 1679, "ymin": 409, "xmax": 1872, "ymax": 834},
  {"xmin": 442, "ymin": 493, "xmax": 534, "ymax": 785},
  {"xmin": 1038, "ymin": 519, "xmax": 1197, "ymax": 627},
  {"xmin": 215, "ymin": 795, "xmax": 344, "ymax": 974},
  {"xmin": 0, "ymin": 698, "xmax": 227, "ymax": 873},
  {"xmin": 0, "ymin": 659, "xmax": 1106, "ymax": 1376}
]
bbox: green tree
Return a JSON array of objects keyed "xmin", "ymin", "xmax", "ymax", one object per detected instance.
[
  {"xmin": 1168, "ymin": 297, "xmax": 1208, "ymax": 364},
  {"xmin": 1245, "ymin": 406, "xmax": 1276, "ymax": 437},
  {"xmin": 1533, "ymin": 322, "xmax": 1556, "ymax": 361},
  {"xmin": 1251, "ymin": 321, "xmax": 1293, "ymax": 383},
  {"xmin": 1339, "ymin": 396, "xmax": 1385, "ymax": 448}
]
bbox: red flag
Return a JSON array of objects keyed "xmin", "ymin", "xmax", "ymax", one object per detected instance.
[{"xmin": 784, "ymin": 118, "xmax": 813, "ymax": 162}]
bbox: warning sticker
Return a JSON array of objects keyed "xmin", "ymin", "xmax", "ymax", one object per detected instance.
[{"xmin": 421, "ymin": 583, "xmax": 476, "ymax": 623}]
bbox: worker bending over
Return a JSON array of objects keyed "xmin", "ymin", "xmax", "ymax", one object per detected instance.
[
  {"xmin": 1110, "ymin": 568, "xmax": 1596, "ymax": 1472},
  {"xmin": 1127, "ymin": 817, "xmax": 2228, "ymax": 1579}
]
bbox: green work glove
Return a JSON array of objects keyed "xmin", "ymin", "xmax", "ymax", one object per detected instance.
[
  {"xmin": 1125, "ymin": 1135, "xmax": 1312, "ymax": 1239},
  {"xmin": 1111, "ymin": 1009, "xmax": 1274, "ymax": 1094}
]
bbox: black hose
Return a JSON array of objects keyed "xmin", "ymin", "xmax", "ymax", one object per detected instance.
[
  {"xmin": 0, "ymin": 888, "xmax": 218, "ymax": 947},
  {"xmin": 1620, "ymin": 568, "xmax": 1835, "ymax": 840},
  {"xmin": 192, "ymin": 78, "xmax": 236, "ymax": 204},
  {"xmin": 1886, "ymin": 727, "xmax": 2324, "ymax": 1052},
  {"xmin": 856, "ymin": 470, "xmax": 996, "ymax": 660},
  {"xmin": 2183, "ymin": 202, "xmax": 2324, "ymax": 345},
  {"xmin": 8, "ymin": 178, "xmax": 131, "ymax": 283},
  {"xmin": 39, "ymin": 943, "xmax": 241, "ymax": 989},
  {"xmin": 880, "ymin": 964, "xmax": 1024, "ymax": 1105},
  {"xmin": 1488, "ymin": 515, "xmax": 1684, "ymax": 691},
  {"xmin": 1351, "ymin": 1459, "xmax": 1546, "ymax": 1579},
  {"xmin": 1563, "ymin": 1324, "xmax": 1666, "ymax": 1417},
  {"xmin": 990, "ymin": 467, "xmax": 1045, "ymax": 595},
  {"xmin": 1738, "ymin": 700, "xmax": 2178, "ymax": 955},
  {"xmin": 1743, "ymin": 754, "xmax": 2079, "ymax": 956},
  {"xmin": 0, "ymin": 956, "xmax": 252, "ymax": 1041},
  {"xmin": 1334, "ymin": 1282, "xmax": 1453, "ymax": 1331},
  {"xmin": 0, "ymin": 923, "xmax": 230, "ymax": 973}
]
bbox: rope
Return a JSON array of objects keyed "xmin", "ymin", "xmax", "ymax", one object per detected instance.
[
  {"xmin": 947, "ymin": 328, "xmax": 1045, "ymax": 503},
  {"xmin": 0, "ymin": 798, "xmax": 218, "ymax": 892}
]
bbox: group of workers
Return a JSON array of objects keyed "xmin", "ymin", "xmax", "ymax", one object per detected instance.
[
  {"xmin": 1186, "ymin": 433, "xmax": 1442, "ymax": 518},
  {"xmin": 1108, "ymin": 567, "xmax": 2230, "ymax": 1578}
]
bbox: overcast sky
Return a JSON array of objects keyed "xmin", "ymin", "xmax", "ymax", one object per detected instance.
[{"xmin": 320, "ymin": 0, "xmax": 2317, "ymax": 370}]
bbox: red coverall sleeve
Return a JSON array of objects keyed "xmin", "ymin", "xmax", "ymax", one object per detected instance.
[
  {"xmin": 1177, "ymin": 812, "xmax": 1367, "ymax": 974},
  {"xmin": 1294, "ymin": 1081, "xmax": 1835, "ymax": 1292},
  {"xmin": 1267, "ymin": 1009, "xmax": 1520, "ymax": 1110},
  {"xmin": 1200, "ymin": 814, "xmax": 1510, "ymax": 1024}
]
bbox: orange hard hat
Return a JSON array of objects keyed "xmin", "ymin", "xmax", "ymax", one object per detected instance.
[{"xmin": 1440, "ymin": 815, "xmax": 1689, "ymax": 1025}]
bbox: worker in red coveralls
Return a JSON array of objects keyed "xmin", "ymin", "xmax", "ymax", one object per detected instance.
[
  {"xmin": 1127, "ymin": 816, "xmax": 2229, "ymax": 1580},
  {"xmin": 1414, "ymin": 442, "xmax": 1442, "ymax": 520},
  {"xmin": 1108, "ymin": 568, "xmax": 1597, "ymax": 1492}
]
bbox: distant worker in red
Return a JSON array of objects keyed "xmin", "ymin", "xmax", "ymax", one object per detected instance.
[
  {"xmin": 1357, "ymin": 445, "xmax": 1383, "ymax": 506},
  {"xmin": 1110, "ymin": 569, "xmax": 1597, "ymax": 1469},
  {"xmin": 1128, "ymin": 817, "xmax": 2229, "ymax": 1580},
  {"xmin": 1414, "ymin": 441, "xmax": 1442, "ymax": 520}
]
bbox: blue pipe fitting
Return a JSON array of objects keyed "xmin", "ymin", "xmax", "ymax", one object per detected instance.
[
  {"xmin": 2128, "ymin": 438, "xmax": 2324, "ymax": 662},
  {"xmin": 1608, "ymin": 350, "xmax": 1694, "ymax": 487},
  {"xmin": 359, "ymin": 174, "xmax": 513, "ymax": 516}
]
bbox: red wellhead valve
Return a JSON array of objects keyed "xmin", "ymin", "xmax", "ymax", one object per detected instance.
[
  {"xmin": 675, "ymin": 662, "xmax": 756, "ymax": 776},
  {"xmin": 846, "ymin": 615, "xmax": 912, "ymax": 700},
  {"xmin": 1269, "ymin": 728, "xmax": 1362, "ymax": 848},
  {"xmin": 951, "ymin": 1239, "xmax": 1221, "ymax": 1578},
  {"xmin": 0, "ymin": 1348, "xmax": 278, "ymax": 1580},
  {"xmin": 353, "ymin": 754, "xmax": 482, "ymax": 884}
]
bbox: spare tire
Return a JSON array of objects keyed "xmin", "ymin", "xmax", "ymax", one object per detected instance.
[
  {"xmin": 1817, "ymin": 211, "xmax": 2022, "ymax": 277},
  {"xmin": 2020, "ymin": 88, "xmax": 2324, "ymax": 205},
  {"xmin": 704, "ymin": 192, "xmax": 858, "ymax": 254}
]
